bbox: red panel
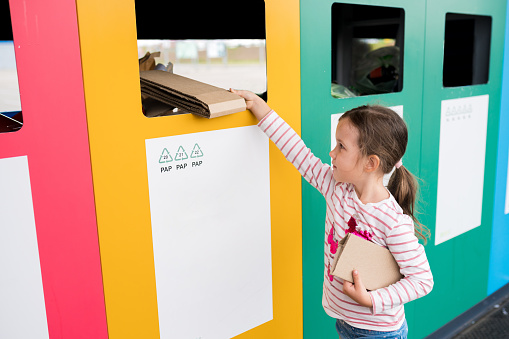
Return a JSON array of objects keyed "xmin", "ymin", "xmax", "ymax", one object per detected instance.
[{"xmin": 4, "ymin": 0, "xmax": 108, "ymax": 337}]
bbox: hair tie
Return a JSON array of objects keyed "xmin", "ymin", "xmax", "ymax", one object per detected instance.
[{"xmin": 395, "ymin": 159, "xmax": 403, "ymax": 169}]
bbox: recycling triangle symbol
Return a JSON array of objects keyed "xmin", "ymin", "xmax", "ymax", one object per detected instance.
[
  {"xmin": 159, "ymin": 148, "xmax": 173, "ymax": 163},
  {"xmin": 174, "ymin": 146, "xmax": 189, "ymax": 161},
  {"xmin": 191, "ymin": 143, "xmax": 204, "ymax": 158}
]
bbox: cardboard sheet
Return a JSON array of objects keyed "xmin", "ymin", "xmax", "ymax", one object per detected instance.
[
  {"xmin": 138, "ymin": 51, "xmax": 160, "ymax": 72},
  {"xmin": 331, "ymin": 233, "xmax": 403, "ymax": 291},
  {"xmin": 140, "ymin": 70, "xmax": 246, "ymax": 118}
]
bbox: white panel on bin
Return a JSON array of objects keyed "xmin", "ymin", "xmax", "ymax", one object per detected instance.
[
  {"xmin": 146, "ymin": 126, "xmax": 272, "ymax": 339},
  {"xmin": 0, "ymin": 156, "xmax": 49, "ymax": 339},
  {"xmin": 436, "ymin": 95, "xmax": 489, "ymax": 245}
]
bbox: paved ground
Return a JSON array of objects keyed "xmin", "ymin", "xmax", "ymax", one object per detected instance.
[{"xmin": 453, "ymin": 296, "xmax": 509, "ymax": 338}]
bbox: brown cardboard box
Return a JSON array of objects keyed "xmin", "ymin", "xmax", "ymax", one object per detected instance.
[
  {"xmin": 331, "ymin": 233, "xmax": 403, "ymax": 291},
  {"xmin": 140, "ymin": 70, "xmax": 246, "ymax": 119}
]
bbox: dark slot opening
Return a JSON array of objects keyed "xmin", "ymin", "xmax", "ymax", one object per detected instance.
[
  {"xmin": 0, "ymin": 1, "xmax": 23, "ymax": 133},
  {"xmin": 134, "ymin": 1, "xmax": 267, "ymax": 118},
  {"xmin": 443, "ymin": 13, "xmax": 492, "ymax": 87},
  {"xmin": 332, "ymin": 3, "xmax": 404, "ymax": 98}
]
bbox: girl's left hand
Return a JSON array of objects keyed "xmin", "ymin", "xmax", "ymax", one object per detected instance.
[{"xmin": 343, "ymin": 270, "xmax": 373, "ymax": 307}]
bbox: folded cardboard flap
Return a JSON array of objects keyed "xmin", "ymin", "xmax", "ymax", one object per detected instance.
[
  {"xmin": 331, "ymin": 233, "xmax": 403, "ymax": 291},
  {"xmin": 140, "ymin": 70, "xmax": 246, "ymax": 118},
  {"xmin": 139, "ymin": 51, "xmax": 161, "ymax": 72}
]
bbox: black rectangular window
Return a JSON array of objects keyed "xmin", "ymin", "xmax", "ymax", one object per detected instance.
[
  {"xmin": 0, "ymin": 1, "xmax": 23, "ymax": 133},
  {"xmin": 331, "ymin": 3, "xmax": 404, "ymax": 98},
  {"xmin": 443, "ymin": 13, "xmax": 492, "ymax": 87},
  {"xmin": 135, "ymin": 1, "xmax": 266, "ymax": 118}
]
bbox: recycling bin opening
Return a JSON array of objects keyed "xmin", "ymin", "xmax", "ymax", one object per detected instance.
[
  {"xmin": 443, "ymin": 13, "xmax": 492, "ymax": 88},
  {"xmin": 134, "ymin": 1, "xmax": 266, "ymax": 118},
  {"xmin": 331, "ymin": 3, "xmax": 404, "ymax": 98},
  {"xmin": 0, "ymin": 1, "xmax": 23, "ymax": 133}
]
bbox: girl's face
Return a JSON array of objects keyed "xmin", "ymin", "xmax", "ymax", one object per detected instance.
[{"xmin": 329, "ymin": 118, "xmax": 366, "ymax": 184}]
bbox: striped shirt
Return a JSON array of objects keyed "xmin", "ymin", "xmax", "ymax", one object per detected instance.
[{"xmin": 258, "ymin": 110, "xmax": 433, "ymax": 332}]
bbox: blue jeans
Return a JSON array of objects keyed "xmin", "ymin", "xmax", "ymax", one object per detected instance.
[{"xmin": 336, "ymin": 319, "xmax": 408, "ymax": 338}]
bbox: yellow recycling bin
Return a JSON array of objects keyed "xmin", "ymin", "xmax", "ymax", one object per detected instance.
[{"xmin": 76, "ymin": 0, "xmax": 302, "ymax": 338}]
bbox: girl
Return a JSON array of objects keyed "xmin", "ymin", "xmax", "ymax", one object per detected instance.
[{"xmin": 231, "ymin": 89, "xmax": 433, "ymax": 338}]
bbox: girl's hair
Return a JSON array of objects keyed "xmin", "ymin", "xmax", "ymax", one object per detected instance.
[{"xmin": 339, "ymin": 105, "xmax": 430, "ymax": 243}]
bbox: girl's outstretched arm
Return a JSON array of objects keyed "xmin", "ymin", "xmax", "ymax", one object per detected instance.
[{"xmin": 230, "ymin": 89, "xmax": 271, "ymax": 121}]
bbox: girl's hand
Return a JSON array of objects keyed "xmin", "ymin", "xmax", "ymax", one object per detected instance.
[
  {"xmin": 343, "ymin": 270, "xmax": 373, "ymax": 308},
  {"xmin": 230, "ymin": 89, "xmax": 271, "ymax": 121}
]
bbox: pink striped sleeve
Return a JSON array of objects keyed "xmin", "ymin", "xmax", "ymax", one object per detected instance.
[
  {"xmin": 369, "ymin": 217, "xmax": 433, "ymax": 315},
  {"xmin": 258, "ymin": 111, "xmax": 335, "ymax": 197}
]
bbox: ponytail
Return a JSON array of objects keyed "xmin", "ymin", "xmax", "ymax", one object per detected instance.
[{"xmin": 387, "ymin": 165, "xmax": 430, "ymax": 244}]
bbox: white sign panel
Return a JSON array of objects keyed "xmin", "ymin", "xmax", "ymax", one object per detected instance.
[
  {"xmin": 0, "ymin": 156, "xmax": 49, "ymax": 339},
  {"xmin": 331, "ymin": 106, "xmax": 403, "ymax": 186},
  {"xmin": 435, "ymin": 95, "xmax": 489, "ymax": 245},
  {"xmin": 146, "ymin": 126, "xmax": 272, "ymax": 339}
]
